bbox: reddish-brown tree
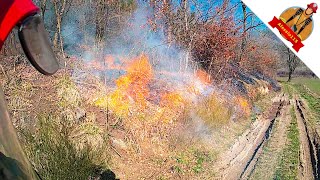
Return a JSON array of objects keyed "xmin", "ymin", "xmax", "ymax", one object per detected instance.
[{"xmin": 192, "ymin": 16, "xmax": 240, "ymax": 80}]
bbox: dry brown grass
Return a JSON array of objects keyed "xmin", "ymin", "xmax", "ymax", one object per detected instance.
[
  {"xmin": 0, "ymin": 56, "xmax": 279, "ymax": 179},
  {"xmin": 194, "ymin": 93, "xmax": 233, "ymax": 128}
]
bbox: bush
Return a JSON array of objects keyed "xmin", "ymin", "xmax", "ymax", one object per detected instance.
[
  {"xmin": 194, "ymin": 93, "xmax": 233, "ymax": 128},
  {"xmin": 56, "ymin": 75, "xmax": 81, "ymax": 109}
]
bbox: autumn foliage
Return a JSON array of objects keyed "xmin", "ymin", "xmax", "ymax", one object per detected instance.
[
  {"xmin": 239, "ymin": 39, "xmax": 278, "ymax": 76},
  {"xmin": 192, "ymin": 17, "xmax": 240, "ymax": 80}
]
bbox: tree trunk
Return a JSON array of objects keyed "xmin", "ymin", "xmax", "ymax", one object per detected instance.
[
  {"xmin": 163, "ymin": 0, "xmax": 172, "ymax": 43},
  {"xmin": 288, "ymin": 71, "xmax": 292, "ymax": 82},
  {"xmin": 239, "ymin": 2, "xmax": 247, "ymax": 62},
  {"xmin": 286, "ymin": 48, "xmax": 299, "ymax": 82},
  {"xmin": 221, "ymin": 0, "xmax": 230, "ymax": 17},
  {"xmin": 40, "ymin": 0, "xmax": 48, "ymax": 20},
  {"xmin": 95, "ymin": 0, "xmax": 107, "ymax": 48},
  {"xmin": 52, "ymin": 0, "xmax": 67, "ymax": 55}
]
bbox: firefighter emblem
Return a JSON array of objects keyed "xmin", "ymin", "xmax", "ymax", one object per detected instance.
[{"xmin": 269, "ymin": 3, "xmax": 317, "ymax": 52}]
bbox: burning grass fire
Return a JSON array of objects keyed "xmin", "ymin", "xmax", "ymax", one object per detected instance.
[
  {"xmin": 0, "ymin": 1, "xmax": 289, "ymax": 179},
  {"xmin": 93, "ymin": 53, "xmax": 251, "ymax": 127},
  {"xmin": 96, "ymin": 54, "xmax": 153, "ymax": 116}
]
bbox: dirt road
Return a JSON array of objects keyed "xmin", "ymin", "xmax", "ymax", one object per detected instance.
[{"xmin": 214, "ymin": 93, "xmax": 320, "ymax": 180}]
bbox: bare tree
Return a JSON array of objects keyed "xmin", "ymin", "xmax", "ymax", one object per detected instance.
[
  {"xmin": 95, "ymin": 0, "xmax": 108, "ymax": 48},
  {"xmin": 33, "ymin": 0, "xmax": 48, "ymax": 20},
  {"xmin": 286, "ymin": 47, "xmax": 300, "ymax": 82},
  {"xmin": 40, "ymin": 0, "xmax": 48, "ymax": 20},
  {"xmin": 238, "ymin": 1, "xmax": 263, "ymax": 62},
  {"xmin": 239, "ymin": 1, "xmax": 247, "ymax": 62},
  {"xmin": 52, "ymin": 0, "xmax": 72, "ymax": 55}
]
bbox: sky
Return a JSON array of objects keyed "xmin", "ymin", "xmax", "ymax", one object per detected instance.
[{"xmin": 170, "ymin": 0, "xmax": 267, "ymax": 31}]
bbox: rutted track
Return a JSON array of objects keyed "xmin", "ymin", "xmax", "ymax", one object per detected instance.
[
  {"xmin": 215, "ymin": 94, "xmax": 288, "ymax": 179},
  {"xmin": 295, "ymin": 97, "xmax": 320, "ymax": 179},
  {"xmin": 241, "ymin": 98, "xmax": 287, "ymax": 180},
  {"xmin": 246, "ymin": 97, "xmax": 291, "ymax": 180},
  {"xmin": 215, "ymin": 92, "xmax": 320, "ymax": 180}
]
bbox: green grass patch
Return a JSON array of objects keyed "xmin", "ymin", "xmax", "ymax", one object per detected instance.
[
  {"xmin": 281, "ymin": 82, "xmax": 293, "ymax": 99},
  {"xmin": 274, "ymin": 106, "xmax": 300, "ymax": 180},
  {"xmin": 20, "ymin": 115, "xmax": 109, "ymax": 180},
  {"xmin": 282, "ymin": 77, "xmax": 320, "ymax": 95},
  {"xmin": 172, "ymin": 147, "xmax": 216, "ymax": 175},
  {"xmin": 56, "ymin": 75, "xmax": 81, "ymax": 109},
  {"xmin": 293, "ymin": 84, "xmax": 320, "ymax": 124}
]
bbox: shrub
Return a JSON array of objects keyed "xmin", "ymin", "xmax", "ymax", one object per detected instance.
[
  {"xmin": 20, "ymin": 115, "xmax": 108, "ymax": 180},
  {"xmin": 194, "ymin": 93, "xmax": 233, "ymax": 128}
]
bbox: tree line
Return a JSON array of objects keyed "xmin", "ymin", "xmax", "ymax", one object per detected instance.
[{"xmin": 0, "ymin": 0, "xmax": 301, "ymax": 82}]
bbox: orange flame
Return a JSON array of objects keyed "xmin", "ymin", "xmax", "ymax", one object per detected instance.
[
  {"xmin": 160, "ymin": 92, "xmax": 185, "ymax": 109},
  {"xmin": 234, "ymin": 96, "xmax": 251, "ymax": 116},
  {"xmin": 112, "ymin": 54, "xmax": 154, "ymax": 110},
  {"xmin": 84, "ymin": 54, "xmax": 127, "ymax": 71},
  {"xmin": 93, "ymin": 53, "xmax": 252, "ymax": 123},
  {"xmin": 196, "ymin": 69, "xmax": 212, "ymax": 85}
]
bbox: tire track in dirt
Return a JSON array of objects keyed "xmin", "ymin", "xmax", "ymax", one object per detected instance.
[
  {"xmin": 214, "ymin": 92, "xmax": 320, "ymax": 180},
  {"xmin": 295, "ymin": 97, "xmax": 319, "ymax": 179},
  {"xmin": 214, "ymin": 94, "xmax": 288, "ymax": 180},
  {"xmin": 246, "ymin": 98, "xmax": 291, "ymax": 180}
]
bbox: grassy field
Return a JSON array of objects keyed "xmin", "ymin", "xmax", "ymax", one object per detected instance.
[
  {"xmin": 278, "ymin": 77, "xmax": 320, "ymax": 95},
  {"xmin": 293, "ymin": 84, "xmax": 320, "ymax": 124}
]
